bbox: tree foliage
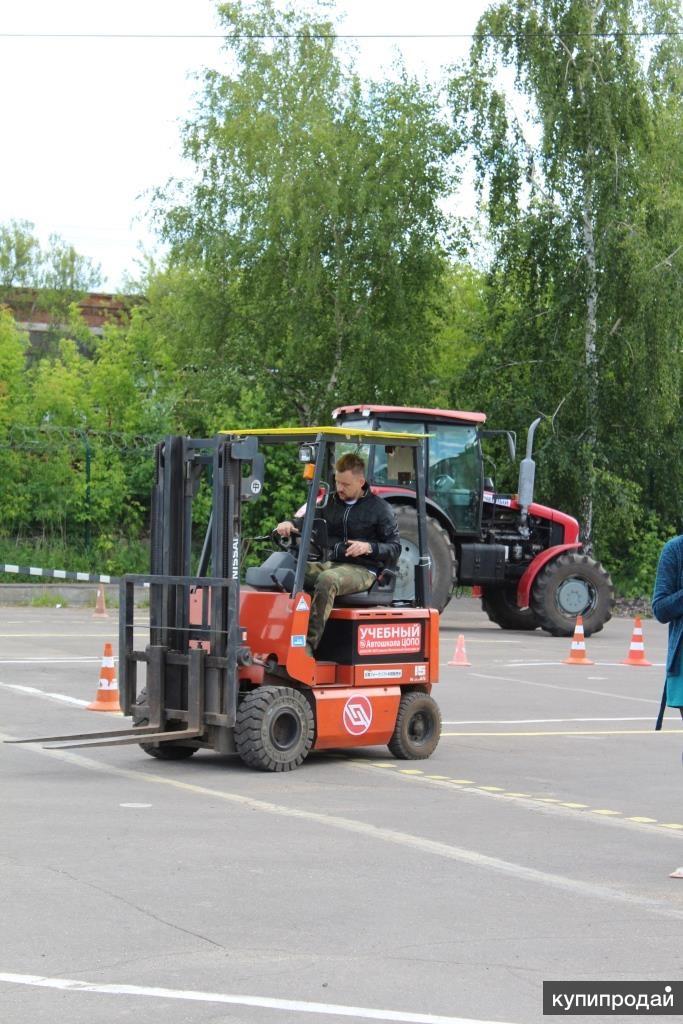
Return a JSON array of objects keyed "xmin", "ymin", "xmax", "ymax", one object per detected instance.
[
  {"xmin": 450, "ymin": 0, "xmax": 683, "ymax": 581},
  {"xmin": 157, "ymin": 0, "xmax": 455, "ymax": 423}
]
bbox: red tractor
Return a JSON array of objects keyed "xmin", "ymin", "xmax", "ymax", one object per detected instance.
[{"xmin": 332, "ymin": 405, "xmax": 614, "ymax": 637}]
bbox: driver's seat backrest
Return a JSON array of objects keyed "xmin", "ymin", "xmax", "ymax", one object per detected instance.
[{"xmin": 334, "ymin": 568, "xmax": 397, "ymax": 607}]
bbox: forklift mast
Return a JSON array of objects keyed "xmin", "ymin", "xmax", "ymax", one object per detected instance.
[{"xmin": 119, "ymin": 434, "xmax": 265, "ymax": 730}]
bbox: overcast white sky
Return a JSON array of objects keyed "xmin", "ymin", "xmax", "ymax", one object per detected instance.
[{"xmin": 0, "ymin": 1, "xmax": 493, "ymax": 289}]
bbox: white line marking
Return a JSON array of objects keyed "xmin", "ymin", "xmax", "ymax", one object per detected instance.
[
  {"xmin": 120, "ymin": 803, "xmax": 152, "ymax": 809},
  {"xmin": 0, "ymin": 973, "xmax": 512, "ymax": 1024},
  {"xmin": 469, "ymin": 672, "xmax": 660, "ymax": 704},
  {"xmin": 503, "ymin": 660, "xmax": 665, "ymax": 668},
  {"xmin": 0, "ymin": 682, "xmax": 89, "ymax": 707},
  {"xmin": 442, "ymin": 717, "xmax": 654, "ymax": 725},
  {"xmin": 446, "ymin": 638, "xmax": 522, "ymax": 645},
  {"xmin": 0, "ymin": 658, "xmax": 102, "ymax": 664},
  {"xmin": 3, "ymin": 733, "xmax": 683, "ymax": 921}
]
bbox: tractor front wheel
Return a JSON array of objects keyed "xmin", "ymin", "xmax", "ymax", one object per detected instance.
[
  {"xmin": 531, "ymin": 552, "xmax": 614, "ymax": 637},
  {"xmin": 388, "ymin": 692, "xmax": 441, "ymax": 760},
  {"xmin": 235, "ymin": 685, "xmax": 314, "ymax": 772}
]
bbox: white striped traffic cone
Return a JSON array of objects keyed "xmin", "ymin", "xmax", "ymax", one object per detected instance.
[
  {"xmin": 87, "ymin": 642, "xmax": 121, "ymax": 712},
  {"xmin": 621, "ymin": 617, "xmax": 652, "ymax": 667},
  {"xmin": 563, "ymin": 615, "xmax": 594, "ymax": 666}
]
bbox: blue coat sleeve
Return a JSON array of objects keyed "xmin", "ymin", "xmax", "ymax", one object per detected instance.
[{"xmin": 651, "ymin": 539, "xmax": 683, "ymax": 624}]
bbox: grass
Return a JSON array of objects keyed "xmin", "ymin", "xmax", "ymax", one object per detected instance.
[{"xmin": 29, "ymin": 591, "xmax": 68, "ymax": 608}]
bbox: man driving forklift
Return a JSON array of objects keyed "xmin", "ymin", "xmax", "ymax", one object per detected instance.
[{"xmin": 276, "ymin": 452, "xmax": 401, "ymax": 656}]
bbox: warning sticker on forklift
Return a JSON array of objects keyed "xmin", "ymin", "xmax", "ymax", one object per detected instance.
[
  {"xmin": 291, "ymin": 635, "xmax": 307, "ymax": 647},
  {"xmin": 343, "ymin": 695, "xmax": 373, "ymax": 735},
  {"xmin": 357, "ymin": 623, "xmax": 421, "ymax": 654},
  {"xmin": 295, "ymin": 597, "xmax": 309, "ymax": 612}
]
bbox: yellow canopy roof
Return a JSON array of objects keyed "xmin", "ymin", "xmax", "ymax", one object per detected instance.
[{"xmin": 219, "ymin": 426, "xmax": 428, "ymax": 444}]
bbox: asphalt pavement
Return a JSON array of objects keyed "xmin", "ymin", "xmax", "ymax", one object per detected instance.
[{"xmin": 1, "ymin": 599, "xmax": 681, "ymax": 1024}]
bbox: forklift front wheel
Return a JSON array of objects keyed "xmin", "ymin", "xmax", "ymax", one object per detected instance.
[
  {"xmin": 388, "ymin": 692, "xmax": 441, "ymax": 760},
  {"xmin": 235, "ymin": 685, "xmax": 314, "ymax": 772},
  {"xmin": 134, "ymin": 688, "xmax": 198, "ymax": 761}
]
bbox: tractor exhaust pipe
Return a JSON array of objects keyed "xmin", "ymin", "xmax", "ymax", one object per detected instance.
[{"xmin": 518, "ymin": 417, "xmax": 542, "ymax": 537}]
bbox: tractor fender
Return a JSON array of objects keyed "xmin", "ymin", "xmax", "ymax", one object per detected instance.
[{"xmin": 516, "ymin": 543, "xmax": 582, "ymax": 608}]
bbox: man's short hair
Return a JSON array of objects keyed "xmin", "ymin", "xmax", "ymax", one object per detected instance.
[{"xmin": 335, "ymin": 452, "xmax": 366, "ymax": 476}]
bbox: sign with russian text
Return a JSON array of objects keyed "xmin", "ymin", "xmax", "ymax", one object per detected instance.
[{"xmin": 357, "ymin": 622, "xmax": 421, "ymax": 655}]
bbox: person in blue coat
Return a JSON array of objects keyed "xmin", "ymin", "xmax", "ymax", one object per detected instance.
[{"xmin": 652, "ymin": 534, "xmax": 683, "ymax": 730}]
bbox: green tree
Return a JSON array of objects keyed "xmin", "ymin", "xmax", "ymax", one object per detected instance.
[
  {"xmin": 0, "ymin": 219, "xmax": 101, "ymax": 324},
  {"xmin": 450, "ymin": 0, "xmax": 683, "ymax": 580},
  {"xmin": 156, "ymin": 0, "xmax": 454, "ymax": 424}
]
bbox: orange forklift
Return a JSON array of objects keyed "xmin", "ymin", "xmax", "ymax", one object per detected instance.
[{"xmin": 12, "ymin": 428, "xmax": 442, "ymax": 771}]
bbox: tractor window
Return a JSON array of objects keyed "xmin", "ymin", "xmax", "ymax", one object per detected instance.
[
  {"xmin": 373, "ymin": 420, "xmax": 425, "ymax": 487},
  {"xmin": 428, "ymin": 425, "xmax": 481, "ymax": 532}
]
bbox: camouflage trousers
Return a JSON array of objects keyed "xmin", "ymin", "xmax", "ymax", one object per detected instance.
[{"xmin": 304, "ymin": 561, "xmax": 375, "ymax": 650}]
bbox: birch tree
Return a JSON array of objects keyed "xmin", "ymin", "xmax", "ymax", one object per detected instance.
[{"xmin": 450, "ymin": 0, "xmax": 682, "ymax": 557}]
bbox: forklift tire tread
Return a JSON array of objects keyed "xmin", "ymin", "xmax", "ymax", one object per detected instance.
[
  {"xmin": 133, "ymin": 688, "xmax": 198, "ymax": 760},
  {"xmin": 388, "ymin": 691, "xmax": 441, "ymax": 760},
  {"xmin": 235, "ymin": 685, "xmax": 314, "ymax": 772}
]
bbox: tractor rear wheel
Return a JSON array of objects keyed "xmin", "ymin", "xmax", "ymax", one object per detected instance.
[
  {"xmin": 133, "ymin": 688, "xmax": 198, "ymax": 760},
  {"xmin": 482, "ymin": 584, "xmax": 538, "ymax": 631},
  {"xmin": 235, "ymin": 685, "xmax": 314, "ymax": 772},
  {"xmin": 388, "ymin": 692, "xmax": 441, "ymax": 760},
  {"xmin": 531, "ymin": 552, "xmax": 614, "ymax": 637},
  {"xmin": 392, "ymin": 504, "xmax": 456, "ymax": 611}
]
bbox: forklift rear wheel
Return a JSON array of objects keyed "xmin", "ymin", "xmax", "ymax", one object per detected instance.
[
  {"xmin": 133, "ymin": 688, "xmax": 198, "ymax": 760},
  {"xmin": 388, "ymin": 692, "xmax": 441, "ymax": 760},
  {"xmin": 235, "ymin": 685, "xmax": 314, "ymax": 772}
]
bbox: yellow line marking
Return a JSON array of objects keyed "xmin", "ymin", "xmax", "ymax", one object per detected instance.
[
  {"xmin": 442, "ymin": 729, "xmax": 680, "ymax": 737},
  {"xmin": 370, "ymin": 762, "xmax": 398, "ymax": 768},
  {"xmin": 357, "ymin": 763, "xmax": 680, "ymax": 840}
]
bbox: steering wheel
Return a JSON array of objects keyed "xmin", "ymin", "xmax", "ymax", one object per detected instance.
[
  {"xmin": 433, "ymin": 473, "xmax": 455, "ymax": 491},
  {"xmin": 272, "ymin": 528, "xmax": 300, "ymax": 553}
]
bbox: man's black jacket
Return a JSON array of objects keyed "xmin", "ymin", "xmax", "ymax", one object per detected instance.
[{"xmin": 292, "ymin": 484, "xmax": 401, "ymax": 574}]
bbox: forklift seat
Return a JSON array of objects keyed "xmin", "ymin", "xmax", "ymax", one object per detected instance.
[{"xmin": 334, "ymin": 568, "xmax": 397, "ymax": 607}]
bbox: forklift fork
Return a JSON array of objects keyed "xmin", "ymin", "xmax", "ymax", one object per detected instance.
[{"xmin": 6, "ymin": 646, "xmax": 206, "ymax": 752}]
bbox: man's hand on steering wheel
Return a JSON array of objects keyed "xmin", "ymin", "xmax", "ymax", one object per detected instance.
[{"xmin": 274, "ymin": 521, "xmax": 300, "ymax": 551}]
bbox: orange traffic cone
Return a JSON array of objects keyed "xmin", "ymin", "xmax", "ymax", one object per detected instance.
[
  {"xmin": 87, "ymin": 642, "xmax": 121, "ymax": 712},
  {"xmin": 621, "ymin": 617, "xmax": 652, "ymax": 667},
  {"xmin": 92, "ymin": 586, "xmax": 108, "ymax": 619},
  {"xmin": 563, "ymin": 615, "xmax": 594, "ymax": 665},
  {"xmin": 448, "ymin": 634, "xmax": 471, "ymax": 666}
]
